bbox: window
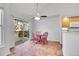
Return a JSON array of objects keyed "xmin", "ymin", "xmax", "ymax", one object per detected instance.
[
  {"xmin": 0, "ymin": 9, "xmax": 3, "ymax": 46},
  {"xmin": 14, "ymin": 19, "xmax": 30, "ymax": 39}
]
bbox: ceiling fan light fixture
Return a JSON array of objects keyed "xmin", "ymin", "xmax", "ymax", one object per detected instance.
[
  {"xmin": 34, "ymin": 3, "xmax": 41, "ymax": 21},
  {"xmin": 34, "ymin": 16, "xmax": 40, "ymax": 21}
]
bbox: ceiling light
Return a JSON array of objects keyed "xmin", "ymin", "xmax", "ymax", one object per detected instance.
[
  {"xmin": 34, "ymin": 16, "xmax": 40, "ymax": 21},
  {"xmin": 34, "ymin": 3, "xmax": 40, "ymax": 21},
  {"xmin": 34, "ymin": 13, "xmax": 40, "ymax": 20}
]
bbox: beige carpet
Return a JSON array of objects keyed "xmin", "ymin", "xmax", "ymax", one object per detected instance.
[{"xmin": 9, "ymin": 41, "xmax": 63, "ymax": 56}]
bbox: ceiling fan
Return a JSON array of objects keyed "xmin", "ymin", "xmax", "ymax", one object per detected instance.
[{"xmin": 34, "ymin": 3, "xmax": 47, "ymax": 21}]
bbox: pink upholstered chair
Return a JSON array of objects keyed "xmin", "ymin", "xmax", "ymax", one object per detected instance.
[
  {"xmin": 32, "ymin": 32, "xmax": 48, "ymax": 44},
  {"xmin": 32, "ymin": 32, "xmax": 41, "ymax": 44},
  {"xmin": 32, "ymin": 32, "xmax": 41, "ymax": 39},
  {"xmin": 41, "ymin": 32, "xmax": 48, "ymax": 44}
]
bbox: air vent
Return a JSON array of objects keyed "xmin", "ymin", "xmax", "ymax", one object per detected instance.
[{"xmin": 41, "ymin": 16, "xmax": 47, "ymax": 17}]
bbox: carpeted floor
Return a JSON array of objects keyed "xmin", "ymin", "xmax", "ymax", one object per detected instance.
[{"xmin": 9, "ymin": 41, "xmax": 63, "ymax": 56}]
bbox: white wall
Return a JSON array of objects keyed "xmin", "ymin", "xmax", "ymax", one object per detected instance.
[
  {"xmin": 63, "ymin": 31, "xmax": 79, "ymax": 56},
  {"xmin": 0, "ymin": 4, "xmax": 15, "ymax": 56},
  {"xmin": 32, "ymin": 15, "xmax": 61, "ymax": 42}
]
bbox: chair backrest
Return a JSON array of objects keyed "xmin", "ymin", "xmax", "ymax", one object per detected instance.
[
  {"xmin": 32, "ymin": 32, "xmax": 41, "ymax": 40},
  {"xmin": 41, "ymin": 32, "xmax": 48, "ymax": 39},
  {"xmin": 32, "ymin": 32, "xmax": 48, "ymax": 44}
]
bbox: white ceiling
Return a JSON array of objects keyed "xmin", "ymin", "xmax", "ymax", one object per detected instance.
[{"xmin": 10, "ymin": 3, "xmax": 79, "ymax": 19}]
